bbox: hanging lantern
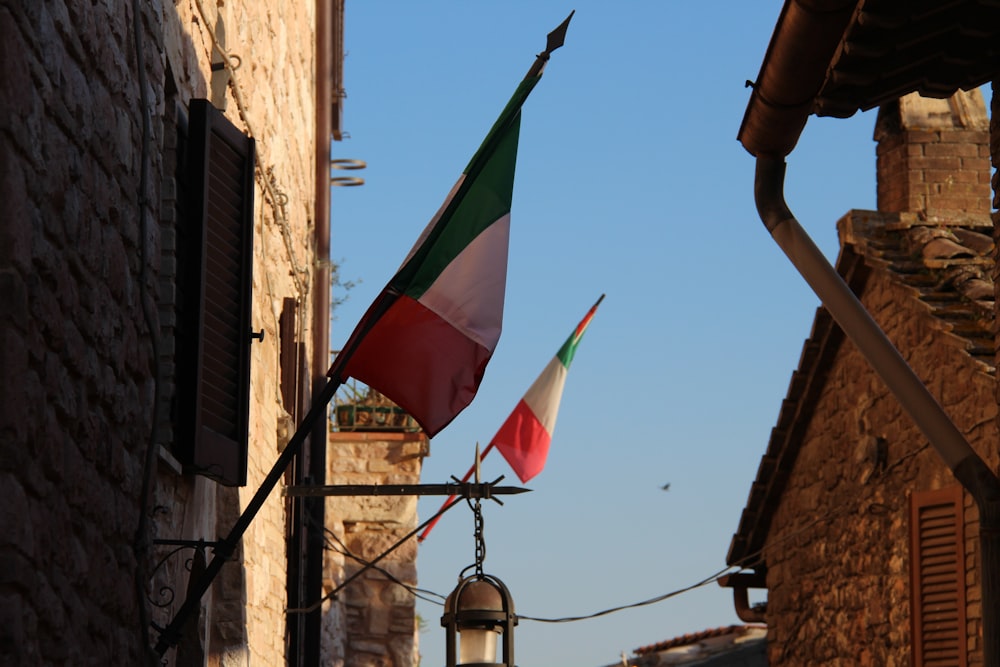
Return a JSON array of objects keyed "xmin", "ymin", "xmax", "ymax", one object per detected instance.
[{"xmin": 442, "ymin": 574, "xmax": 517, "ymax": 667}]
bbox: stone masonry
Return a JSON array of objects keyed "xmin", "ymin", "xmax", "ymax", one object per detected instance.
[
  {"xmin": 1, "ymin": 0, "xmax": 320, "ymax": 664},
  {"xmin": 323, "ymin": 431, "xmax": 429, "ymax": 667},
  {"xmin": 762, "ymin": 260, "xmax": 998, "ymax": 666}
]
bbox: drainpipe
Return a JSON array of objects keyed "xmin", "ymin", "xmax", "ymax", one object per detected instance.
[
  {"xmin": 299, "ymin": 0, "xmax": 334, "ymax": 663},
  {"xmin": 753, "ymin": 155, "xmax": 1000, "ymax": 666},
  {"xmin": 717, "ymin": 572, "xmax": 766, "ymax": 624}
]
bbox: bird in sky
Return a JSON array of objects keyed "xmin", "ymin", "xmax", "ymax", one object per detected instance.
[{"xmin": 661, "ymin": 483, "xmax": 670, "ymax": 491}]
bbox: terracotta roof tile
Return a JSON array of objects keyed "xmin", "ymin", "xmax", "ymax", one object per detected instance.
[
  {"xmin": 633, "ymin": 624, "xmax": 766, "ymax": 656},
  {"xmin": 840, "ymin": 210, "xmax": 995, "ymax": 370}
]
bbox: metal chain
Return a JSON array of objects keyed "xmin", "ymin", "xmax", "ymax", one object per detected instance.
[{"xmin": 473, "ymin": 499, "xmax": 485, "ymax": 577}]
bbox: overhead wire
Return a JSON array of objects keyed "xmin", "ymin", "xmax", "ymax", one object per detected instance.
[
  {"xmin": 318, "ymin": 520, "xmax": 446, "ymax": 606},
  {"xmin": 518, "ymin": 565, "xmax": 736, "ymax": 624},
  {"xmin": 517, "ymin": 438, "xmax": 930, "ymax": 624},
  {"xmin": 286, "ymin": 495, "xmax": 462, "ymax": 614},
  {"xmin": 425, "ymin": 437, "xmax": 932, "ymax": 625}
]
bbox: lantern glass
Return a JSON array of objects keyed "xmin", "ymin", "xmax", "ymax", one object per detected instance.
[{"xmin": 458, "ymin": 626, "xmax": 500, "ymax": 664}]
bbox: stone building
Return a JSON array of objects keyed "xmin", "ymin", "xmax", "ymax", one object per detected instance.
[
  {"xmin": 323, "ymin": 417, "xmax": 429, "ymax": 667},
  {"xmin": 0, "ymin": 0, "xmax": 354, "ymax": 664},
  {"xmin": 724, "ymin": 91, "xmax": 996, "ymax": 664},
  {"xmin": 729, "ymin": 2, "xmax": 1000, "ymax": 664}
]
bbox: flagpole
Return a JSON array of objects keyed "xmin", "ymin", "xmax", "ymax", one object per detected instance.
[{"xmin": 153, "ymin": 378, "xmax": 340, "ymax": 655}]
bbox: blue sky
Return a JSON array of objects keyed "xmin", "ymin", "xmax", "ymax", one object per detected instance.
[{"xmin": 329, "ymin": 3, "xmax": 879, "ymax": 665}]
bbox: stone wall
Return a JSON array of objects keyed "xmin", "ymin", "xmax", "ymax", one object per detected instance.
[
  {"xmin": 762, "ymin": 266, "xmax": 999, "ymax": 666},
  {"xmin": 1, "ymin": 1, "xmax": 165, "ymax": 662},
  {"xmin": 153, "ymin": 0, "xmax": 318, "ymax": 664},
  {"xmin": 324, "ymin": 432, "xmax": 429, "ymax": 667},
  {"xmin": 993, "ymin": 81, "xmax": 1000, "ymax": 414},
  {"xmin": 0, "ymin": 0, "xmax": 318, "ymax": 664}
]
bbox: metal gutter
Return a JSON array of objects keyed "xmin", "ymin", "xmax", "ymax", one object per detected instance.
[{"xmin": 737, "ymin": 0, "xmax": 856, "ymax": 158}]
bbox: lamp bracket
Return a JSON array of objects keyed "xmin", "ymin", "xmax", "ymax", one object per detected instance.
[{"xmin": 284, "ymin": 479, "xmax": 529, "ymax": 499}]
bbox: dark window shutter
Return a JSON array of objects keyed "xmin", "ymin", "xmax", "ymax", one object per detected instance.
[
  {"xmin": 174, "ymin": 99, "xmax": 255, "ymax": 486},
  {"xmin": 279, "ymin": 297, "xmax": 299, "ymax": 416},
  {"xmin": 909, "ymin": 485, "xmax": 967, "ymax": 667}
]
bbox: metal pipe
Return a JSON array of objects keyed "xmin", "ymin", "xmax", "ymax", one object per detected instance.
[
  {"xmin": 717, "ymin": 573, "xmax": 766, "ymax": 624},
  {"xmin": 297, "ymin": 0, "xmax": 334, "ymax": 662},
  {"xmin": 154, "ymin": 379, "xmax": 340, "ymax": 656},
  {"xmin": 737, "ymin": 0, "xmax": 856, "ymax": 158},
  {"xmin": 312, "ymin": 0, "xmax": 333, "ymax": 472},
  {"xmin": 754, "ymin": 156, "xmax": 977, "ymax": 470}
]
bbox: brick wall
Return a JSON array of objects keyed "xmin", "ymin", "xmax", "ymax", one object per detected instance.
[
  {"xmin": 0, "ymin": 0, "xmax": 319, "ymax": 664},
  {"xmin": 875, "ymin": 91, "xmax": 992, "ymax": 214},
  {"xmin": 761, "ymin": 265, "xmax": 999, "ymax": 666}
]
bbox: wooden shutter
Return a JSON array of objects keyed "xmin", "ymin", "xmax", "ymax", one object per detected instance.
[
  {"xmin": 909, "ymin": 485, "xmax": 967, "ymax": 667},
  {"xmin": 174, "ymin": 99, "xmax": 255, "ymax": 486},
  {"xmin": 279, "ymin": 297, "xmax": 299, "ymax": 416}
]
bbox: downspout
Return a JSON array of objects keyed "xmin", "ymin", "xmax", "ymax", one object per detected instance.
[
  {"xmin": 717, "ymin": 572, "xmax": 766, "ymax": 624},
  {"xmin": 755, "ymin": 158, "xmax": 977, "ymax": 471},
  {"xmin": 302, "ymin": 0, "xmax": 334, "ymax": 662},
  {"xmin": 753, "ymin": 155, "xmax": 1000, "ymax": 665}
]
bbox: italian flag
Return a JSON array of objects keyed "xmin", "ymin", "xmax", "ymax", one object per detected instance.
[
  {"xmin": 329, "ymin": 75, "xmax": 541, "ymax": 438},
  {"xmin": 493, "ymin": 294, "xmax": 604, "ymax": 482}
]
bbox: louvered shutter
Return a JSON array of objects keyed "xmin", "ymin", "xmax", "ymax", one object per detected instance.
[
  {"xmin": 279, "ymin": 297, "xmax": 300, "ymax": 416},
  {"xmin": 174, "ymin": 99, "xmax": 255, "ymax": 486},
  {"xmin": 909, "ymin": 485, "xmax": 967, "ymax": 667}
]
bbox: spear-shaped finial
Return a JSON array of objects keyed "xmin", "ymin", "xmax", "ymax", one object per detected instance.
[
  {"xmin": 526, "ymin": 10, "xmax": 575, "ymax": 79},
  {"xmin": 474, "ymin": 442, "xmax": 482, "ymax": 484}
]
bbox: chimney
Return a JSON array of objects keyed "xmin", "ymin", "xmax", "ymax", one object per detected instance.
[{"xmin": 874, "ymin": 89, "xmax": 991, "ymax": 215}]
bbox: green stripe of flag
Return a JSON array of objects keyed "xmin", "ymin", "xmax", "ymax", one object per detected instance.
[{"xmin": 391, "ymin": 76, "xmax": 539, "ymax": 298}]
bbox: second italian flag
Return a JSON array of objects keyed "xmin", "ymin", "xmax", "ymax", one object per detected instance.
[{"xmin": 493, "ymin": 294, "xmax": 604, "ymax": 483}]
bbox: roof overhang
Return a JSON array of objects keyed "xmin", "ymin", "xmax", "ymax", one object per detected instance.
[{"xmin": 738, "ymin": 0, "xmax": 1000, "ymax": 158}]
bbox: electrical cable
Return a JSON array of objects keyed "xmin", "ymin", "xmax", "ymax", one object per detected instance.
[
  {"xmin": 287, "ymin": 493, "xmax": 462, "ymax": 614},
  {"xmin": 317, "ymin": 520, "xmax": 446, "ymax": 605},
  {"xmin": 518, "ymin": 566, "xmax": 736, "ymax": 624},
  {"xmin": 293, "ymin": 439, "xmax": 932, "ymax": 627},
  {"xmin": 445, "ymin": 440, "xmax": 931, "ymax": 625},
  {"xmin": 519, "ymin": 442, "xmax": 928, "ymax": 624}
]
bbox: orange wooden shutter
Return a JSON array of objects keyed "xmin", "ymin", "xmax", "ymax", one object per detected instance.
[{"xmin": 909, "ymin": 485, "xmax": 967, "ymax": 667}]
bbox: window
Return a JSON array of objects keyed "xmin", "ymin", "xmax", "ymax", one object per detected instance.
[
  {"xmin": 909, "ymin": 485, "xmax": 967, "ymax": 667},
  {"xmin": 172, "ymin": 99, "xmax": 255, "ymax": 486}
]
